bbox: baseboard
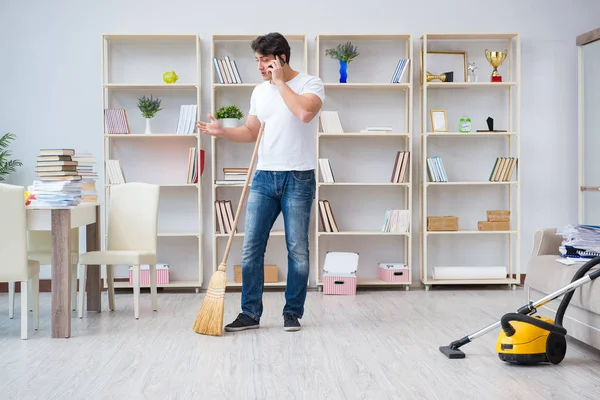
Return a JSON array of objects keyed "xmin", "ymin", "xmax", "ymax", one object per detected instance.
[{"xmin": 0, "ymin": 276, "xmax": 527, "ymax": 292}]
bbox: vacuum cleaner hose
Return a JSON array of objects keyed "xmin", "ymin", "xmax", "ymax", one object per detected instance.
[
  {"xmin": 555, "ymin": 255, "xmax": 600, "ymax": 327},
  {"xmin": 500, "ymin": 313, "xmax": 567, "ymax": 337}
]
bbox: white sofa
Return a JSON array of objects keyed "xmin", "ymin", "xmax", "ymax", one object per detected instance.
[{"xmin": 525, "ymin": 228, "xmax": 600, "ymax": 351}]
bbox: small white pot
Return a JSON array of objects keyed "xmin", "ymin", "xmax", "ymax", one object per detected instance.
[
  {"xmin": 220, "ymin": 118, "xmax": 239, "ymax": 128},
  {"xmin": 144, "ymin": 118, "xmax": 152, "ymax": 134}
]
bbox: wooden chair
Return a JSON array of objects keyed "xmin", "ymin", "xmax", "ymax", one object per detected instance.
[
  {"xmin": 77, "ymin": 182, "xmax": 160, "ymax": 319},
  {"xmin": 0, "ymin": 183, "xmax": 40, "ymax": 339}
]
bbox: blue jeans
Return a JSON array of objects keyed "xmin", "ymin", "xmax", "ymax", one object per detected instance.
[{"xmin": 241, "ymin": 169, "xmax": 315, "ymax": 322}]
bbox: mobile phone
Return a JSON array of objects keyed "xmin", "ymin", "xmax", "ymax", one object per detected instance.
[{"xmin": 277, "ymin": 55, "xmax": 285, "ymax": 65}]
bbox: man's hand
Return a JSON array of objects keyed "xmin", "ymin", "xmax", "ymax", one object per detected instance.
[
  {"xmin": 197, "ymin": 114, "xmax": 225, "ymax": 137},
  {"xmin": 268, "ymin": 57, "xmax": 284, "ymax": 85}
]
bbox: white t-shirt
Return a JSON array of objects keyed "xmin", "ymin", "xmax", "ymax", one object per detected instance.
[{"xmin": 249, "ymin": 72, "xmax": 325, "ymax": 171}]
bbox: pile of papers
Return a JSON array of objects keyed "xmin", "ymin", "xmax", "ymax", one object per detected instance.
[
  {"xmin": 28, "ymin": 180, "xmax": 83, "ymax": 207},
  {"xmin": 556, "ymin": 224, "xmax": 600, "ymax": 259}
]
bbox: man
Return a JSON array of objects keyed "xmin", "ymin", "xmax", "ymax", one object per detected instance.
[{"xmin": 197, "ymin": 32, "xmax": 324, "ymax": 332}]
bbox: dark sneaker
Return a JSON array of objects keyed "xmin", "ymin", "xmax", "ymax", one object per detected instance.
[
  {"xmin": 283, "ymin": 313, "xmax": 301, "ymax": 332},
  {"xmin": 224, "ymin": 313, "xmax": 259, "ymax": 332}
]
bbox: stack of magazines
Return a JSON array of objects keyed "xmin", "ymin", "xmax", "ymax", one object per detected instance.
[
  {"xmin": 556, "ymin": 224, "xmax": 600, "ymax": 259},
  {"xmin": 27, "ymin": 180, "xmax": 82, "ymax": 207}
]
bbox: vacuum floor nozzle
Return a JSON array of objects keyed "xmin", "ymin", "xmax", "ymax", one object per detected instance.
[{"xmin": 439, "ymin": 345, "xmax": 465, "ymax": 359}]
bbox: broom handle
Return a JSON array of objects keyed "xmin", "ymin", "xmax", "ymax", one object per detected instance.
[{"xmin": 219, "ymin": 122, "xmax": 265, "ymax": 271}]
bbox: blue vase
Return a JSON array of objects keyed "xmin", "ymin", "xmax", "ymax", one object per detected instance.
[{"xmin": 339, "ymin": 60, "xmax": 348, "ymax": 83}]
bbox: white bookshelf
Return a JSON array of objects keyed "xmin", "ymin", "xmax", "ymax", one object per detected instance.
[
  {"xmin": 100, "ymin": 33, "xmax": 203, "ymax": 291},
  {"xmin": 210, "ymin": 34, "xmax": 308, "ymax": 288},
  {"xmin": 314, "ymin": 34, "xmax": 413, "ymax": 290},
  {"xmin": 418, "ymin": 33, "xmax": 521, "ymax": 290}
]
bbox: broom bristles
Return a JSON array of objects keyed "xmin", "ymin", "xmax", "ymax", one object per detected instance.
[{"xmin": 192, "ymin": 263, "xmax": 227, "ymax": 336}]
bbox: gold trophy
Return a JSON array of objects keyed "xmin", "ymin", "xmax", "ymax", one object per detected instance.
[
  {"xmin": 426, "ymin": 71, "xmax": 454, "ymax": 82},
  {"xmin": 485, "ymin": 49, "xmax": 507, "ymax": 82}
]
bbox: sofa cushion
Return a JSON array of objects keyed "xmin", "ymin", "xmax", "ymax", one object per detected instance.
[{"xmin": 525, "ymin": 255, "xmax": 600, "ymax": 316}]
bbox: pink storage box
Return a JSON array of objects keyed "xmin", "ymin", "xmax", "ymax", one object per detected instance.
[
  {"xmin": 128, "ymin": 264, "xmax": 170, "ymax": 285},
  {"xmin": 323, "ymin": 252, "xmax": 358, "ymax": 295},
  {"xmin": 378, "ymin": 262, "xmax": 409, "ymax": 282}
]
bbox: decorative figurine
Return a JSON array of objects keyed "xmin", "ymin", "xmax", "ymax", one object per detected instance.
[{"xmin": 467, "ymin": 62, "xmax": 478, "ymax": 82}]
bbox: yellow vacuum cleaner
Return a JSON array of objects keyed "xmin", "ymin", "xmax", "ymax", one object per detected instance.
[{"xmin": 439, "ymin": 256, "xmax": 600, "ymax": 365}]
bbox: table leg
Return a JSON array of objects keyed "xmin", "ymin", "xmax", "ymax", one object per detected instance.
[
  {"xmin": 86, "ymin": 205, "xmax": 101, "ymax": 312},
  {"xmin": 51, "ymin": 209, "xmax": 71, "ymax": 338}
]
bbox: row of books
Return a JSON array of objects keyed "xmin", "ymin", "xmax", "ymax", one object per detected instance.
[
  {"xmin": 489, "ymin": 157, "xmax": 518, "ymax": 182},
  {"xmin": 215, "ymin": 200, "xmax": 237, "ymax": 234},
  {"xmin": 390, "ymin": 151, "xmax": 410, "ymax": 183},
  {"xmin": 176, "ymin": 105, "xmax": 198, "ymax": 134},
  {"xmin": 382, "ymin": 209, "xmax": 410, "ymax": 233},
  {"xmin": 213, "ymin": 56, "xmax": 243, "ymax": 84},
  {"xmin": 319, "ymin": 199, "xmax": 339, "ymax": 232},
  {"xmin": 427, "ymin": 156, "xmax": 448, "ymax": 182},
  {"xmin": 103, "ymin": 106, "xmax": 198, "ymax": 134},
  {"xmin": 390, "ymin": 59, "xmax": 410, "ymax": 83},
  {"xmin": 106, "ymin": 160, "xmax": 126, "ymax": 184},
  {"xmin": 186, "ymin": 147, "xmax": 200, "ymax": 184}
]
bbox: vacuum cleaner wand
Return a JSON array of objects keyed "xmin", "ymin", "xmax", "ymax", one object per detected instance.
[{"xmin": 440, "ymin": 257, "xmax": 600, "ymax": 359}]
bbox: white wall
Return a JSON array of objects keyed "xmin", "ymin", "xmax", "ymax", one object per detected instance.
[{"xmin": 1, "ymin": 0, "xmax": 599, "ymax": 285}]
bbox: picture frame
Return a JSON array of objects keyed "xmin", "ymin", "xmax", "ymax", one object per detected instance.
[
  {"xmin": 430, "ymin": 109, "xmax": 448, "ymax": 132},
  {"xmin": 420, "ymin": 50, "xmax": 468, "ymax": 83}
]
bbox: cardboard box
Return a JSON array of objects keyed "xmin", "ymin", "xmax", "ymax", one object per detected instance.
[
  {"xmin": 128, "ymin": 264, "xmax": 169, "ymax": 285},
  {"xmin": 378, "ymin": 263, "xmax": 409, "ymax": 283},
  {"xmin": 427, "ymin": 216, "xmax": 458, "ymax": 231},
  {"xmin": 233, "ymin": 264, "xmax": 278, "ymax": 283},
  {"xmin": 323, "ymin": 251, "xmax": 358, "ymax": 296},
  {"xmin": 487, "ymin": 210, "xmax": 510, "ymax": 222},
  {"xmin": 478, "ymin": 221, "xmax": 510, "ymax": 231}
]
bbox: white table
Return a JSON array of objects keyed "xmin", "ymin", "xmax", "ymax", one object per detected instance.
[{"xmin": 26, "ymin": 202, "xmax": 102, "ymax": 338}]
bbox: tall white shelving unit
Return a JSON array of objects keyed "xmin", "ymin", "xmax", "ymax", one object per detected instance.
[
  {"xmin": 101, "ymin": 33, "xmax": 203, "ymax": 291},
  {"xmin": 314, "ymin": 34, "xmax": 413, "ymax": 289},
  {"xmin": 210, "ymin": 34, "xmax": 308, "ymax": 288},
  {"xmin": 418, "ymin": 33, "xmax": 520, "ymax": 290}
]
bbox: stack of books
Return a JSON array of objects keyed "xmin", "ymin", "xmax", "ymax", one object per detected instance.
[
  {"xmin": 72, "ymin": 153, "xmax": 98, "ymax": 203},
  {"xmin": 215, "ymin": 168, "xmax": 248, "ymax": 185},
  {"xmin": 29, "ymin": 149, "xmax": 82, "ymax": 206}
]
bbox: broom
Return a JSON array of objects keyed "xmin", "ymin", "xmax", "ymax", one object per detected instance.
[{"xmin": 192, "ymin": 122, "xmax": 265, "ymax": 336}]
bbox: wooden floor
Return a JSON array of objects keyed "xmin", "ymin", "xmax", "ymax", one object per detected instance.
[{"xmin": 1, "ymin": 287, "xmax": 599, "ymax": 399}]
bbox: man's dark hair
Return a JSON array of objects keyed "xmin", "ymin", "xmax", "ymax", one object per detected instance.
[{"xmin": 251, "ymin": 32, "xmax": 291, "ymax": 64}]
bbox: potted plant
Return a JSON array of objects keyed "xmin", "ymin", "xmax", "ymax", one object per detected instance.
[
  {"xmin": 325, "ymin": 41, "xmax": 359, "ymax": 83},
  {"xmin": 137, "ymin": 94, "xmax": 163, "ymax": 134},
  {"xmin": 0, "ymin": 132, "xmax": 22, "ymax": 182},
  {"xmin": 215, "ymin": 105, "xmax": 244, "ymax": 128}
]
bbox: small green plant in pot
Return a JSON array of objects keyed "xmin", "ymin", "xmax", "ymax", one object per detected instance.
[
  {"xmin": 0, "ymin": 132, "xmax": 23, "ymax": 182},
  {"xmin": 137, "ymin": 94, "xmax": 163, "ymax": 134},
  {"xmin": 215, "ymin": 105, "xmax": 244, "ymax": 128},
  {"xmin": 325, "ymin": 41, "xmax": 359, "ymax": 83}
]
